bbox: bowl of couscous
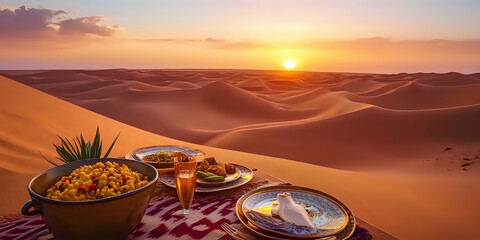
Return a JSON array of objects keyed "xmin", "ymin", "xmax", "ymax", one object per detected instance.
[{"xmin": 21, "ymin": 158, "xmax": 158, "ymax": 240}]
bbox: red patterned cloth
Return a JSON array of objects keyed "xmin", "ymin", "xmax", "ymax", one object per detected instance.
[
  {"xmin": 0, "ymin": 217, "xmax": 48, "ymax": 240},
  {"xmin": 0, "ymin": 194, "xmax": 371, "ymax": 240}
]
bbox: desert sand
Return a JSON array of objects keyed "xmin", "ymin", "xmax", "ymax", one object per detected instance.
[{"xmin": 1, "ymin": 70, "xmax": 480, "ymax": 239}]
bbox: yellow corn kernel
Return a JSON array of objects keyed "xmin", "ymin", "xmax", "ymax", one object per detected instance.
[
  {"xmin": 98, "ymin": 180, "xmax": 107, "ymax": 188},
  {"xmin": 85, "ymin": 180, "xmax": 93, "ymax": 186}
]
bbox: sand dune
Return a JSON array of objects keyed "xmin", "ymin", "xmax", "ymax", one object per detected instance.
[
  {"xmin": 413, "ymin": 72, "xmax": 480, "ymax": 86},
  {"xmin": 3, "ymin": 69, "xmax": 480, "ymax": 171},
  {"xmin": 349, "ymin": 81, "xmax": 480, "ymax": 109},
  {"xmin": 1, "ymin": 71, "xmax": 480, "ymax": 239},
  {"xmin": 208, "ymin": 104, "xmax": 480, "ymax": 169}
]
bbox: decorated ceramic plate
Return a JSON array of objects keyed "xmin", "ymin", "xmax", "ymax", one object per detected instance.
[
  {"xmin": 125, "ymin": 145, "xmax": 203, "ymax": 168},
  {"xmin": 196, "ymin": 167, "xmax": 242, "ymax": 186},
  {"xmin": 160, "ymin": 164, "xmax": 253, "ymax": 192},
  {"xmin": 238, "ymin": 186, "xmax": 352, "ymax": 239}
]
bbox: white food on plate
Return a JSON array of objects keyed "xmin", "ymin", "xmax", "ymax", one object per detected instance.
[{"xmin": 277, "ymin": 192, "xmax": 315, "ymax": 228}]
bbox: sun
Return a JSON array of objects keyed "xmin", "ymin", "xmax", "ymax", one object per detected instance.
[{"xmin": 284, "ymin": 61, "xmax": 296, "ymax": 69}]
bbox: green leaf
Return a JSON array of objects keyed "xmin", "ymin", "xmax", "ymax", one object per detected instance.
[
  {"xmin": 92, "ymin": 127, "xmax": 101, "ymax": 157},
  {"xmin": 103, "ymin": 132, "xmax": 120, "ymax": 158},
  {"xmin": 41, "ymin": 127, "xmax": 120, "ymax": 164}
]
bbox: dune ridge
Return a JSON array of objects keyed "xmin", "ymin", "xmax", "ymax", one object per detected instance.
[
  {"xmin": 1, "ymin": 75, "xmax": 480, "ymax": 239},
  {"xmin": 3, "ymin": 69, "xmax": 480, "ymax": 171}
]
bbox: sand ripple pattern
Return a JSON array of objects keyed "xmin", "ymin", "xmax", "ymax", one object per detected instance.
[{"xmin": 4, "ymin": 70, "xmax": 480, "ymax": 170}]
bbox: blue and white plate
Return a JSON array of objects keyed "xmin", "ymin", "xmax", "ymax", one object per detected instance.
[{"xmin": 241, "ymin": 186, "xmax": 350, "ymax": 239}]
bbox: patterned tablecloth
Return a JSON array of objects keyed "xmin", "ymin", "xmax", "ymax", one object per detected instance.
[{"xmin": 0, "ymin": 181, "xmax": 372, "ymax": 240}]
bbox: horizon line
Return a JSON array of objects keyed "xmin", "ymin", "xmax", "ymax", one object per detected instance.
[{"xmin": 1, "ymin": 68, "xmax": 479, "ymax": 76}]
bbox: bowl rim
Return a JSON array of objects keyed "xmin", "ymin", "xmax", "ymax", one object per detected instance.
[
  {"xmin": 27, "ymin": 158, "xmax": 159, "ymax": 205},
  {"xmin": 125, "ymin": 144, "xmax": 203, "ymax": 161}
]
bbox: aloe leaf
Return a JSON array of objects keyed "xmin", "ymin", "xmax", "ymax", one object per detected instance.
[
  {"xmin": 103, "ymin": 133, "xmax": 120, "ymax": 158},
  {"xmin": 55, "ymin": 156, "xmax": 69, "ymax": 164},
  {"xmin": 92, "ymin": 127, "xmax": 101, "ymax": 157},
  {"xmin": 78, "ymin": 135, "xmax": 87, "ymax": 159},
  {"xmin": 58, "ymin": 136, "xmax": 75, "ymax": 157},
  {"xmin": 47, "ymin": 128, "xmax": 119, "ymax": 163},
  {"xmin": 54, "ymin": 143, "xmax": 74, "ymax": 162},
  {"xmin": 63, "ymin": 137, "xmax": 79, "ymax": 159},
  {"xmin": 39, "ymin": 151, "xmax": 59, "ymax": 166},
  {"xmin": 70, "ymin": 137, "xmax": 78, "ymax": 160}
]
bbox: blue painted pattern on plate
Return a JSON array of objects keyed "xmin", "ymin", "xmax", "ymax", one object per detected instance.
[{"xmin": 243, "ymin": 190, "xmax": 348, "ymax": 234}]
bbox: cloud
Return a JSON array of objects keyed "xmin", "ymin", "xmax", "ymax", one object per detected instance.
[
  {"xmin": 312, "ymin": 37, "xmax": 480, "ymax": 55},
  {"xmin": 1, "ymin": 7, "xmax": 479, "ymax": 72},
  {"xmin": 131, "ymin": 36, "xmax": 480, "ymax": 55},
  {"xmin": 203, "ymin": 37, "xmax": 268, "ymax": 49},
  {"xmin": 57, "ymin": 16, "xmax": 117, "ymax": 37},
  {"xmin": 0, "ymin": 6, "xmax": 65, "ymax": 37},
  {"xmin": 0, "ymin": 6, "xmax": 117, "ymax": 48},
  {"xmin": 132, "ymin": 37, "xmax": 268, "ymax": 49}
]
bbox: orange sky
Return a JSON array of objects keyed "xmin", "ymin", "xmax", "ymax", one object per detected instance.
[{"xmin": 1, "ymin": 2, "xmax": 480, "ymax": 73}]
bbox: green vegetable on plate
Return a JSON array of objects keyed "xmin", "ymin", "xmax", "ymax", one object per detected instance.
[
  {"xmin": 196, "ymin": 171, "xmax": 225, "ymax": 182},
  {"xmin": 196, "ymin": 171, "xmax": 209, "ymax": 178},
  {"xmin": 203, "ymin": 175, "xmax": 225, "ymax": 182}
]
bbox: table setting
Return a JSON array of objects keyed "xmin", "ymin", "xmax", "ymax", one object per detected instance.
[{"xmin": 0, "ymin": 145, "xmax": 376, "ymax": 240}]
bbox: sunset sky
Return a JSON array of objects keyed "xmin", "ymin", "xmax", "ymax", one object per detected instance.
[{"xmin": 1, "ymin": 0, "xmax": 480, "ymax": 73}]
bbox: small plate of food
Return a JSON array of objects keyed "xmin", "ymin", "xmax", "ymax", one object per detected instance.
[
  {"xmin": 159, "ymin": 160, "xmax": 254, "ymax": 192},
  {"xmin": 196, "ymin": 157, "xmax": 241, "ymax": 186},
  {"xmin": 125, "ymin": 145, "xmax": 203, "ymax": 168}
]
